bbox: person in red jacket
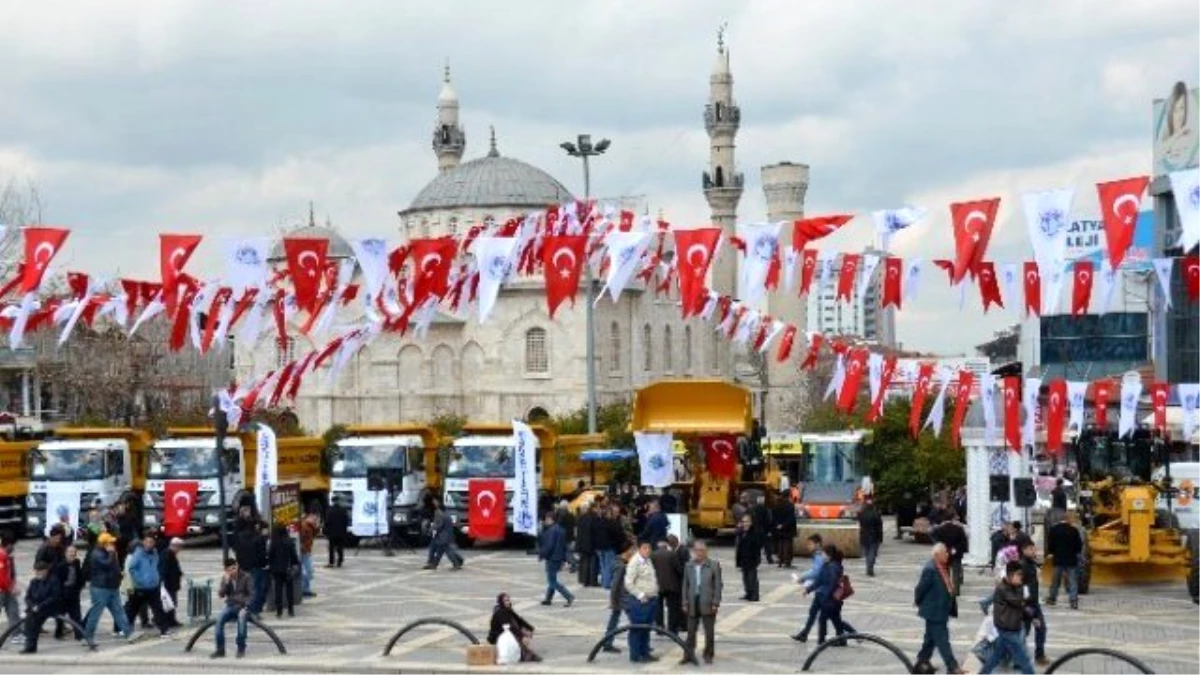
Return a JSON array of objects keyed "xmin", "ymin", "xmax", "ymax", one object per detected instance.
[{"xmin": 0, "ymin": 531, "xmax": 21, "ymax": 632}]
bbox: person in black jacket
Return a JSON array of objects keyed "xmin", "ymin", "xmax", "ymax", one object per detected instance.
[
  {"xmin": 575, "ymin": 503, "xmax": 597, "ymax": 587},
  {"xmin": 83, "ymin": 533, "xmax": 133, "ymax": 641},
  {"xmin": 160, "ymin": 538, "xmax": 185, "ymax": 628},
  {"xmin": 537, "ymin": 514, "xmax": 574, "ymax": 606},
  {"xmin": 596, "ymin": 506, "xmax": 622, "ymax": 590},
  {"xmin": 750, "ymin": 496, "xmax": 774, "ymax": 565},
  {"xmin": 54, "ymin": 544, "xmax": 84, "ymax": 640},
  {"xmin": 734, "ymin": 515, "xmax": 762, "ymax": 601},
  {"xmin": 931, "ymin": 510, "xmax": 967, "ymax": 593},
  {"xmin": 19, "ymin": 561, "xmax": 61, "ymax": 654},
  {"xmin": 233, "ymin": 520, "xmax": 269, "ymax": 616},
  {"xmin": 772, "ymin": 493, "xmax": 798, "ymax": 568},
  {"xmin": 1018, "ymin": 540, "xmax": 1048, "ymax": 666},
  {"xmin": 324, "ymin": 497, "xmax": 349, "ymax": 569},
  {"xmin": 857, "ymin": 496, "xmax": 884, "ymax": 576},
  {"xmin": 1045, "ymin": 512, "xmax": 1082, "ymax": 609},
  {"xmin": 267, "ymin": 526, "xmax": 299, "ymax": 618},
  {"xmin": 978, "ymin": 563, "xmax": 1035, "ymax": 674},
  {"xmin": 557, "ymin": 502, "xmax": 579, "ymax": 574},
  {"xmin": 487, "ymin": 592, "xmax": 541, "ymax": 662}
]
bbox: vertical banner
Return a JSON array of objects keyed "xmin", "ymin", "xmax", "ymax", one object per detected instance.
[
  {"xmin": 511, "ymin": 420, "xmax": 539, "ymax": 535},
  {"xmin": 350, "ymin": 487, "xmax": 388, "ymax": 537},
  {"xmin": 45, "ymin": 485, "xmax": 82, "ymax": 537},
  {"xmin": 163, "ymin": 480, "xmax": 199, "ymax": 537},
  {"xmin": 255, "ymin": 423, "xmax": 278, "ymax": 518},
  {"xmin": 269, "ymin": 482, "xmax": 302, "ymax": 535},
  {"xmin": 635, "ymin": 431, "xmax": 675, "ymax": 488}
]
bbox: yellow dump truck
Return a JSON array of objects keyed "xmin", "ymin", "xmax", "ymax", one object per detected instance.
[
  {"xmin": 631, "ymin": 379, "xmax": 757, "ymax": 536},
  {"xmin": 328, "ymin": 425, "xmax": 441, "ymax": 537},
  {"xmin": 0, "ymin": 440, "xmax": 36, "ymax": 535}
]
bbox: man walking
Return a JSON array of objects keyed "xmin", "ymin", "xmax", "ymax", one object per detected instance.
[
  {"xmin": 83, "ymin": 533, "xmax": 133, "ymax": 642},
  {"xmin": 651, "ymin": 535, "xmax": 683, "ymax": 632},
  {"xmin": 772, "ymin": 492, "xmax": 797, "ymax": 568},
  {"xmin": 160, "ymin": 538, "xmax": 185, "ymax": 629},
  {"xmin": 735, "ymin": 514, "xmax": 762, "ymax": 602},
  {"xmin": 1045, "ymin": 511, "xmax": 1082, "ymax": 609},
  {"xmin": 912, "ymin": 543, "xmax": 964, "ymax": 674},
  {"xmin": 932, "ymin": 509, "xmax": 968, "ymax": 594},
  {"xmin": 324, "ymin": 497, "xmax": 349, "ymax": 569},
  {"xmin": 622, "ymin": 539, "xmax": 659, "ymax": 663},
  {"xmin": 791, "ymin": 534, "xmax": 826, "ymax": 642},
  {"xmin": 681, "ymin": 540, "xmax": 722, "ymax": 665},
  {"xmin": 423, "ymin": 500, "xmax": 464, "ymax": 571},
  {"xmin": 537, "ymin": 513, "xmax": 574, "ymax": 606},
  {"xmin": 857, "ymin": 495, "xmax": 884, "ymax": 576},
  {"xmin": 17, "ymin": 561, "xmax": 60, "ymax": 654},
  {"xmin": 124, "ymin": 532, "xmax": 169, "ymax": 636},
  {"xmin": 752, "ymin": 496, "xmax": 774, "ymax": 566},
  {"xmin": 979, "ymin": 562, "xmax": 1036, "ymax": 674},
  {"xmin": 212, "ymin": 558, "xmax": 252, "ymax": 659},
  {"xmin": 1019, "ymin": 539, "xmax": 1049, "ymax": 666}
]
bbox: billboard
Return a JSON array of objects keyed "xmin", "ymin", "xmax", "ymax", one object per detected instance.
[
  {"xmin": 1063, "ymin": 210, "xmax": 1153, "ymax": 272},
  {"xmin": 1039, "ymin": 312, "xmax": 1148, "ymax": 365},
  {"xmin": 1153, "ymin": 81, "xmax": 1198, "ymax": 179}
]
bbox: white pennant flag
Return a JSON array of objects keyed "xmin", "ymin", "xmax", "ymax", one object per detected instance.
[
  {"xmin": 1179, "ymin": 383, "xmax": 1200, "ymax": 442},
  {"xmin": 349, "ymin": 237, "xmax": 390, "ymax": 303},
  {"xmin": 1095, "ymin": 260, "xmax": 1118, "ymax": 313},
  {"xmin": 867, "ymin": 352, "xmax": 884, "ymax": 406},
  {"xmin": 982, "ymin": 373, "xmax": 998, "ymax": 446},
  {"xmin": 599, "ymin": 230, "xmax": 651, "ymax": 303},
  {"xmin": 872, "ymin": 206, "xmax": 927, "ymax": 251},
  {"xmin": 783, "ymin": 248, "xmax": 799, "ymax": 293},
  {"xmin": 1118, "ymin": 377, "xmax": 1142, "ymax": 438},
  {"xmin": 236, "ymin": 296, "xmax": 268, "ymax": 347},
  {"xmin": 903, "ymin": 258, "xmax": 923, "ymax": 303},
  {"xmin": 130, "ymin": 293, "xmax": 165, "ymax": 338},
  {"xmin": 737, "ymin": 222, "xmax": 782, "ymax": 305},
  {"xmin": 1021, "ymin": 187, "xmax": 1074, "ymax": 269},
  {"xmin": 58, "ymin": 279, "xmax": 99, "ymax": 347},
  {"xmin": 1169, "ymin": 167, "xmax": 1200, "ymax": 252},
  {"xmin": 471, "ymin": 236, "xmax": 518, "ymax": 323},
  {"xmin": 858, "ymin": 254, "xmax": 881, "ymax": 305},
  {"xmin": 825, "ymin": 353, "xmax": 846, "ymax": 402},
  {"xmin": 1000, "ymin": 263, "xmax": 1019, "ymax": 314},
  {"xmin": 634, "ymin": 431, "xmax": 675, "ymax": 488},
  {"xmin": 1044, "ymin": 261, "xmax": 1068, "ymax": 315},
  {"xmin": 1067, "ymin": 381, "xmax": 1089, "ymax": 434},
  {"xmin": 1023, "ymin": 377, "xmax": 1042, "ymax": 449},
  {"xmin": 818, "ymin": 250, "xmax": 838, "ymax": 293},
  {"xmin": 223, "ymin": 238, "xmax": 270, "ymax": 294},
  {"xmin": 734, "ymin": 310, "xmax": 760, "ymax": 345},
  {"xmin": 758, "ymin": 320, "xmax": 786, "ymax": 353},
  {"xmin": 5, "ymin": 293, "xmax": 39, "ymax": 349},
  {"xmin": 923, "ymin": 366, "xmax": 954, "ymax": 436},
  {"xmin": 1152, "ymin": 258, "xmax": 1174, "ymax": 309}
]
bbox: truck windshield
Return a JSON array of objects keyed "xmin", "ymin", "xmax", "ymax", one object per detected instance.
[
  {"xmin": 447, "ymin": 445, "xmax": 514, "ymax": 478},
  {"xmin": 31, "ymin": 449, "xmax": 105, "ymax": 481},
  {"xmin": 148, "ymin": 447, "xmax": 220, "ymax": 479},
  {"xmin": 332, "ymin": 444, "xmax": 408, "ymax": 478},
  {"xmin": 804, "ymin": 441, "xmax": 861, "ymax": 483}
]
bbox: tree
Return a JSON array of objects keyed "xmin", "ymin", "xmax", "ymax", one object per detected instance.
[
  {"xmin": 428, "ymin": 412, "xmax": 468, "ymax": 438},
  {"xmin": 0, "ymin": 176, "xmax": 41, "ymax": 277}
]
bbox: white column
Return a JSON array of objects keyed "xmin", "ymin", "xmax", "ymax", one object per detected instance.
[{"xmin": 963, "ymin": 428, "xmax": 994, "ymax": 567}]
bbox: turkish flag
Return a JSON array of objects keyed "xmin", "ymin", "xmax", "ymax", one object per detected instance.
[
  {"xmin": 1151, "ymin": 382, "xmax": 1169, "ymax": 435},
  {"xmin": 951, "ymin": 370, "xmax": 976, "ymax": 448},
  {"xmin": 159, "ymin": 234, "xmax": 202, "ymax": 316},
  {"xmin": 800, "ymin": 331, "xmax": 824, "ymax": 370},
  {"xmin": 66, "ymin": 272, "xmax": 89, "ymax": 300},
  {"xmin": 20, "ymin": 227, "xmax": 71, "ymax": 293},
  {"xmin": 674, "ymin": 228, "xmax": 721, "ymax": 318},
  {"xmin": 408, "ymin": 236, "xmax": 457, "ymax": 306},
  {"xmin": 1023, "ymin": 261, "xmax": 1041, "ymax": 317},
  {"xmin": 468, "ymin": 478, "xmax": 506, "ymax": 541},
  {"xmin": 837, "ymin": 348, "xmax": 869, "ymax": 414},
  {"xmin": 799, "ymin": 249, "xmax": 819, "ymax": 296},
  {"xmin": 1003, "ymin": 376, "xmax": 1022, "ymax": 452},
  {"xmin": 1071, "ymin": 261, "xmax": 1094, "ymax": 316},
  {"xmin": 881, "ymin": 257, "xmax": 903, "ymax": 309},
  {"xmin": 976, "ymin": 261, "xmax": 1004, "ymax": 312},
  {"xmin": 200, "ymin": 287, "xmax": 233, "ymax": 354},
  {"xmin": 792, "ymin": 214, "xmax": 854, "ymax": 251},
  {"xmin": 163, "ymin": 480, "xmax": 199, "ymax": 537},
  {"xmin": 283, "ymin": 238, "xmax": 329, "ymax": 313},
  {"xmin": 542, "ymin": 234, "xmax": 587, "ymax": 318},
  {"xmin": 949, "ymin": 197, "xmax": 1001, "ymax": 283},
  {"xmin": 1046, "ymin": 379, "xmax": 1067, "ymax": 455},
  {"xmin": 837, "ymin": 254, "xmax": 860, "ymax": 302},
  {"xmin": 1184, "ymin": 254, "xmax": 1199, "ymax": 302},
  {"xmin": 1096, "ymin": 175, "xmax": 1149, "ymax": 270},
  {"xmin": 776, "ymin": 324, "xmax": 797, "ymax": 362},
  {"xmin": 909, "ymin": 362, "xmax": 935, "ymax": 439},
  {"xmin": 867, "ymin": 355, "xmax": 898, "ymax": 423},
  {"xmin": 702, "ymin": 434, "xmax": 739, "ymax": 479},
  {"xmin": 1093, "ymin": 380, "xmax": 1113, "ymax": 428}
]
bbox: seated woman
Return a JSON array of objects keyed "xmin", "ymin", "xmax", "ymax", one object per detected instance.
[{"xmin": 486, "ymin": 593, "xmax": 542, "ymax": 662}]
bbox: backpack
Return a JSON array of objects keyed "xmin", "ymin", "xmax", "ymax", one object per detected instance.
[{"xmin": 832, "ymin": 573, "xmax": 854, "ymax": 602}]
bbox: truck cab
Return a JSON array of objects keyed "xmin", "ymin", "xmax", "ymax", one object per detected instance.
[
  {"xmin": 25, "ymin": 428, "xmax": 150, "ymax": 538},
  {"xmin": 329, "ymin": 425, "xmax": 438, "ymax": 536},
  {"xmin": 795, "ymin": 430, "xmax": 870, "ymax": 521},
  {"xmin": 142, "ymin": 432, "xmax": 249, "ymax": 535},
  {"xmin": 443, "ymin": 428, "xmax": 526, "ymax": 533},
  {"xmin": 0, "ymin": 440, "xmax": 36, "ymax": 535}
]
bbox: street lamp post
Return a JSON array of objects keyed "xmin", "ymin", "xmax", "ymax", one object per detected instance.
[{"xmin": 560, "ymin": 134, "xmax": 611, "ymax": 435}]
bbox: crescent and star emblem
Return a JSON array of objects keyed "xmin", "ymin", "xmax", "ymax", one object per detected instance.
[
  {"xmin": 1112, "ymin": 193, "xmax": 1140, "ymax": 223},
  {"xmin": 33, "ymin": 242, "xmax": 55, "ymax": 270},
  {"xmin": 686, "ymin": 243, "xmax": 710, "ymax": 275},
  {"xmin": 297, "ymin": 250, "xmax": 320, "ymax": 277},
  {"xmin": 476, "ymin": 490, "xmax": 497, "ymax": 518},
  {"xmin": 964, "ymin": 210, "xmax": 988, "ymax": 242},
  {"xmin": 1079, "ymin": 270, "xmax": 1091, "ymax": 284},
  {"xmin": 170, "ymin": 247, "xmax": 188, "ymax": 272},
  {"xmin": 420, "ymin": 253, "xmax": 442, "ymax": 276},
  {"xmin": 887, "ymin": 266, "xmax": 899, "ymax": 278},
  {"xmin": 552, "ymin": 247, "xmax": 577, "ymax": 279},
  {"xmin": 711, "ymin": 439, "xmax": 734, "ymax": 459},
  {"xmin": 172, "ymin": 491, "xmax": 192, "ymax": 518}
]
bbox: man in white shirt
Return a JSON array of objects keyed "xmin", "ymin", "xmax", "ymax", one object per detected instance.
[{"xmin": 622, "ymin": 539, "xmax": 659, "ymax": 663}]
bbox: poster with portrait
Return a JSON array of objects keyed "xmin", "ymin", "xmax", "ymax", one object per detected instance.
[
  {"xmin": 1153, "ymin": 81, "xmax": 1199, "ymax": 179},
  {"xmin": 269, "ymin": 482, "xmax": 301, "ymax": 535}
]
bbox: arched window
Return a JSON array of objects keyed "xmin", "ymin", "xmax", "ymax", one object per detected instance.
[
  {"xmin": 663, "ymin": 326, "xmax": 673, "ymax": 372},
  {"xmin": 433, "ymin": 344, "xmax": 455, "ymax": 383},
  {"xmin": 642, "ymin": 323, "xmax": 653, "ymax": 372},
  {"xmin": 714, "ymin": 166, "xmax": 725, "ymax": 187},
  {"xmin": 525, "ymin": 327, "xmax": 549, "ymax": 374},
  {"xmin": 609, "ymin": 321, "xmax": 621, "ymax": 371},
  {"xmin": 275, "ymin": 337, "xmax": 295, "ymax": 369},
  {"xmin": 684, "ymin": 326, "xmax": 693, "ymax": 372}
]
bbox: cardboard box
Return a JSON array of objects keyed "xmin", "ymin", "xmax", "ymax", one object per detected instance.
[{"xmin": 466, "ymin": 644, "xmax": 496, "ymax": 666}]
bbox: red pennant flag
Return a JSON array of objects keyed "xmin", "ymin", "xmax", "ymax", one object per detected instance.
[
  {"xmin": 162, "ymin": 480, "xmax": 199, "ymax": 537},
  {"xmin": 1023, "ymin": 261, "xmax": 1041, "ymax": 317},
  {"xmin": 776, "ymin": 324, "xmax": 797, "ymax": 362},
  {"xmin": 1046, "ymin": 379, "xmax": 1067, "ymax": 455},
  {"xmin": 169, "ymin": 285, "xmax": 198, "ymax": 352},
  {"xmin": 881, "ymin": 257, "xmax": 903, "ymax": 309},
  {"xmin": 702, "ymin": 434, "xmax": 739, "ymax": 479},
  {"xmin": 159, "ymin": 234, "xmax": 202, "ymax": 316},
  {"xmin": 200, "ymin": 287, "xmax": 233, "ymax": 354},
  {"xmin": 618, "ymin": 210, "xmax": 635, "ymax": 232},
  {"xmin": 837, "ymin": 348, "xmax": 869, "ymax": 414},
  {"xmin": 1003, "ymin": 376, "xmax": 1022, "ymax": 452},
  {"xmin": 119, "ymin": 278, "xmax": 140, "ymax": 320},
  {"xmin": 949, "ymin": 198, "xmax": 1001, "ymax": 283},
  {"xmin": 1096, "ymin": 175, "xmax": 1149, "ymax": 270},
  {"xmin": 1093, "ymin": 380, "xmax": 1113, "ymax": 428},
  {"xmin": 909, "ymin": 362, "xmax": 935, "ymax": 438},
  {"xmin": 1183, "ymin": 254, "xmax": 1199, "ymax": 302},
  {"xmin": 792, "ymin": 214, "xmax": 854, "ymax": 251},
  {"xmin": 976, "ymin": 261, "xmax": 1004, "ymax": 312},
  {"xmin": 408, "ymin": 237, "xmax": 457, "ymax": 306},
  {"xmin": 468, "ymin": 478, "xmax": 507, "ymax": 541},
  {"xmin": 1151, "ymin": 382, "xmax": 1169, "ymax": 435},
  {"xmin": 799, "ymin": 249, "xmax": 819, "ymax": 296},
  {"xmin": 66, "ymin": 272, "xmax": 89, "ymax": 300},
  {"xmin": 1071, "ymin": 260, "xmax": 1094, "ymax": 316},
  {"xmin": 836, "ymin": 254, "xmax": 860, "ymax": 302},
  {"xmin": 673, "ymin": 228, "xmax": 721, "ymax": 318},
  {"xmin": 541, "ymin": 234, "xmax": 587, "ymax": 318},
  {"xmin": 951, "ymin": 370, "xmax": 976, "ymax": 448},
  {"xmin": 867, "ymin": 355, "xmax": 898, "ymax": 423},
  {"xmin": 20, "ymin": 227, "xmax": 71, "ymax": 293},
  {"xmin": 284, "ymin": 237, "xmax": 329, "ymax": 314},
  {"xmin": 800, "ymin": 332, "xmax": 824, "ymax": 370}
]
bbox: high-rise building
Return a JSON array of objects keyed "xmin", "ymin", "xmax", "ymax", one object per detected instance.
[{"xmin": 805, "ymin": 250, "xmax": 895, "ymax": 347}]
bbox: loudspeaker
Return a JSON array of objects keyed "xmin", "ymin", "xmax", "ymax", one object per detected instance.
[
  {"xmin": 1013, "ymin": 478, "xmax": 1037, "ymax": 507},
  {"xmin": 989, "ymin": 475, "xmax": 1010, "ymax": 502},
  {"xmin": 366, "ymin": 468, "xmax": 387, "ymax": 492}
]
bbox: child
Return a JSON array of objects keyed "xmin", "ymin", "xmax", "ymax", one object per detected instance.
[
  {"xmin": 978, "ymin": 562, "xmax": 1035, "ymax": 674},
  {"xmin": 55, "ymin": 544, "xmax": 85, "ymax": 640}
]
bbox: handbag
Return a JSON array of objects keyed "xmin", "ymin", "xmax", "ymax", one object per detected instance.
[
  {"xmin": 495, "ymin": 624, "xmax": 522, "ymax": 665},
  {"xmin": 832, "ymin": 574, "xmax": 854, "ymax": 602},
  {"xmin": 160, "ymin": 584, "xmax": 176, "ymax": 612}
]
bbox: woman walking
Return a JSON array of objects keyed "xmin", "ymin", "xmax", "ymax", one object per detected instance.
[{"xmin": 815, "ymin": 545, "xmax": 856, "ymax": 644}]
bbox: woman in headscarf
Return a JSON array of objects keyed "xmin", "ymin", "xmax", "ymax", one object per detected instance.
[{"xmin": 486, "ymin": 592, "xmax": 541, "ymax": 662}]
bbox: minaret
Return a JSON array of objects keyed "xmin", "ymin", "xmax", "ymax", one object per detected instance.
[
  {"xmin": 762, "ymin": 161, "xmax": 811, "ymax": 430},
  {"xmin": 432, "ymin": 61, "xmax": 465, "ymax": 172}
]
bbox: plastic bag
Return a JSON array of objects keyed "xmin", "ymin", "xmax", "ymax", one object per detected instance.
[
  {"xmin": 160, "ymin": 585, "xmax": 176, "ymax": 612},
  {"xmin": 495, "ymin": 624, "xmax": 522, "ymax": 665}
]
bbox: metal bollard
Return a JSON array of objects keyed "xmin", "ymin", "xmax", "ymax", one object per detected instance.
[{"xmin": 186, "ymin": 579, "xmax": 212, "ymax": 624}]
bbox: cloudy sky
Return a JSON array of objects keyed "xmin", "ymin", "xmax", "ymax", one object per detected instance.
[{"xmin": 1, "ymin": 0, "xmax": 1196, "ymax": 354}]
